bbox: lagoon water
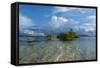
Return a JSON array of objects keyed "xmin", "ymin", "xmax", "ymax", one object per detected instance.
[{"xmin": 19, "ymin": 36, "xmax": 96, "ymax": 64}]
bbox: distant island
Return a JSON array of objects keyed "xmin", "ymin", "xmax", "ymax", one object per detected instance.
[
  {"xmin": 46, "ymin": 29, "xmax": 79, "ymax": 41},
  {"xmin": 20, "ymin": 28, "xmax": 95, "ymax": 42},
  {"xmin": 57, "ymin": 29, "xmax": 79, "ymax": 40}
]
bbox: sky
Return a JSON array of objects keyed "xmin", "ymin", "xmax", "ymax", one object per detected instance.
[{"xmin": 19, "ymin": 4, "xmax": 96, "ymax": 35}]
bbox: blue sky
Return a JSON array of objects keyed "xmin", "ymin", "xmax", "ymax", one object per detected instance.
[{"xmin": 19, "ymin": 4, "xmax": 96, "ymax": 35}]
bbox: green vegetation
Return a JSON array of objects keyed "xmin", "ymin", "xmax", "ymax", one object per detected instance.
[
  {"xmin": 44, "ymin": 32, "xmax": 56, "ymax": 40},
  {"xmin": 57, "ymin": 29, "xmax": 79, "ymax": 41},
  {"xmin": 26, "ymin": 29, "xmax": 79, "ymax": 41},
  {"xmin": 47, "ymin": 34, "xmax": 56, "ymax": 40},
  {"xmin": 46, "ymin": 29, "xmax": 79, "ymax": 41}
]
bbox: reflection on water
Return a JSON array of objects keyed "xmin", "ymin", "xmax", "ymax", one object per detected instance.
[{"xmin": 19, "ymin": 36, "xmax": 96, "ymax": 64}]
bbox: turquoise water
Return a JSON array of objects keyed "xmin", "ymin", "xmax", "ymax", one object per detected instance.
[{"xmin": 19, "ymin": 36, "xmax": 96, "ymax": 64}]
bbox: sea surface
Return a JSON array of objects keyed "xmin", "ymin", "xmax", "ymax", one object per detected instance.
[{"xmin": 19, "ymin": 36, "xmax": 96, "ymax": 64}]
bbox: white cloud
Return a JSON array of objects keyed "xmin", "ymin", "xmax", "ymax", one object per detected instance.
[
  {"xmin": 48, "ymin": 16, "xmax": 79, "ymax": 32},
  {"xmin": 45, "ymin": 7, "xmax": 79, "ymax": 17},
  {"xmin": 50, "ymin": 16, "xmax": 68, "ymax": 28},
  {"xmin": 87, "ymin": 15, "xmax": 96, "ymax": 24},
  {"xmin": 86, "ymin": 15, "xmax": 96, "ymax": 32},
  {"xmin": 81, "ymin": 24, "xmax": 95, "ymax": 32},
  {"xmin": 88, "ymin": 15, "xmax": 96, "ymax": 19},
  {"xmin": 19, "ymin": 14, "xmax": 35, "ymax": 29},
  {"xmin": 48, "ymin": 15, "xmax": 96, "ymax": 33},
  {"xmin": 79, "ymin": 15, "xmax": 96, "ymax": 32},
  {"xmin": 87, "ymin": 15, "xmax": 96, "ymax": 27},
  {"xmin": 54, "ymin": 7, "xmax": 76, "ymax": 13},
  {"xmin": 24, "ymin": 30, "xmax": 45, "ymax": 36},
  {"xmin": 54, "ymin": 6, "xmax": 87, "ymax": 14}
]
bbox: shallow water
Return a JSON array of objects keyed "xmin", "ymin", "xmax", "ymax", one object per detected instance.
[{"xmin": 19, "ymin": 36, "xmax": 96, "ymax": 64}]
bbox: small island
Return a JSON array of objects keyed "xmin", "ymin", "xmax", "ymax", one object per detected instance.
[
  {"xmin": 57, "ymin": 29, "xmax": 79, "ymax": 41},
  {"xmin": 46, "ymin": 29, "xmax": 79, "ymax": 41}
]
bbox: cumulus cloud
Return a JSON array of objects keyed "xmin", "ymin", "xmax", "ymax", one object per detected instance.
[
  {"xmin": 80, "ymin": 24, "xmax": 95, "ymax": 32},
  {"xmin": 19, "ymin": 14, "xmax": 39, "ymax": 36},
  {"xmin": 19, "ymin": 14, "xmax": 35, "ymax": 29},
  {"xmin": 50, "ymin": 16, "xmax": 68, "ymax": 28},
  {"xmin": 47, "ymin": 15, "xmax": 96, "ymax": 34},
  {"xmin": 47, "ymin": 16, "xmax": 79, "ymax": 33},
  {"xmin": 79, "ymin": 15, "xmax": 96, "ymax": 32}
]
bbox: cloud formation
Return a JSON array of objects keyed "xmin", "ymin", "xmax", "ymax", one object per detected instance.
[
  {"xmin": 19, "ymin": 14, "xmax": 35, "ymax": 29},
  {"xmin": 24, "ymin": 30, "xmax": 45, "ymax": 36},
  {"xmin": 19, "ymin": 6, "xmax": 96, "ymax": 36},
  {"xmin": 54, "ymin": 6, "xmax": 87, "ymax": 14},
  {"xmin": 79, "ymin": 15, "xmax": 96, "ymax": 32},
  {"xmin": 54, "ymin": 7, "xmax": 76, "ymax": 13},
  {"xmin": 50, "ymin": 16, "xmax": 68, "ymax": 28},
  {"xmin": 47, "ymin": 16, "xmax": 80, "ymax": 33}
]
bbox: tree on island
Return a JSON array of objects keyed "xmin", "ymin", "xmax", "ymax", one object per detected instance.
[
  {"xmin": 44, "ymin": 32, "xmax": 54, "ymax": 40},
  {"xmin": 57, "ymin": 28, "xmax": 79, "ymax": 40}
]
